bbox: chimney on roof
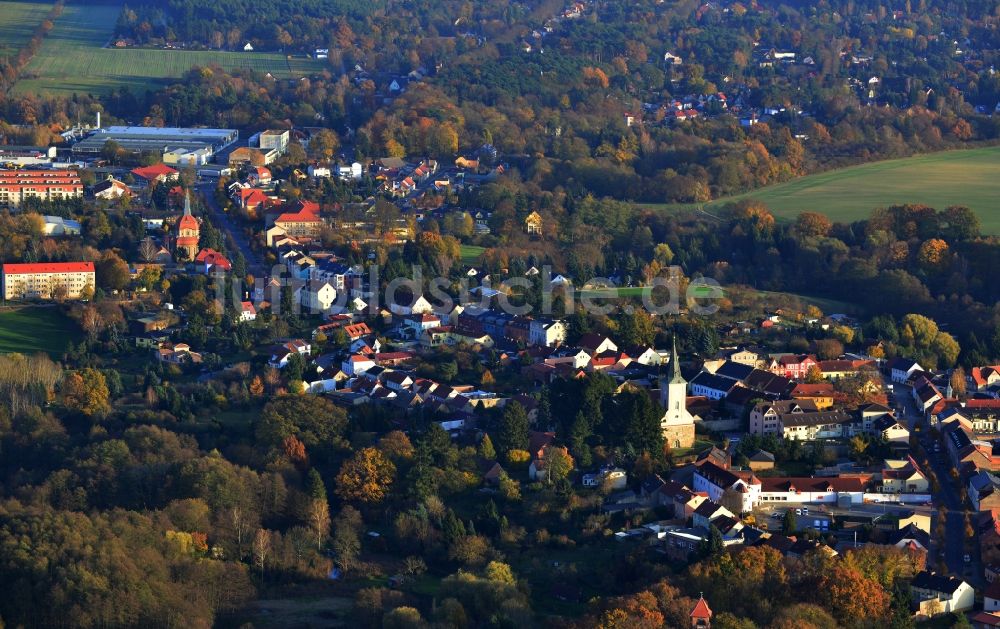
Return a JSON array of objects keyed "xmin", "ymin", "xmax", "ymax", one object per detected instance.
[{"xmin": 96, "ymin": 111, "xmax": 101, "ymax": 129}]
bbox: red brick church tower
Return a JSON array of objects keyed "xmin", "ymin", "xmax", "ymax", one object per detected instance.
[{"xmin": 175, "ymin": 191, "xmax": 200, "ymax": 261}]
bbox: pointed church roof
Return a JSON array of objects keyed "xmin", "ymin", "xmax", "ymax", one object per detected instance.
[
  {"xmin": 690, "ymin": 595, "xmax": 712, "ymax": 620},
  {"xmin": 669, "ymin": 336, "xmax": 685, "ymax": 385},
  {"xmin": 178, "ymin": 190, "xmax": 199, "ymax": 232}
]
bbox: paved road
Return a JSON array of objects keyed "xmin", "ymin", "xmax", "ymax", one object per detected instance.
[
  {"xmin": 197, "ymin": 182, "xmax": 267, "ymax": 279},
  {"xmin": 897, "ymin": 382, "xmax": 981, "ymax": 582}
]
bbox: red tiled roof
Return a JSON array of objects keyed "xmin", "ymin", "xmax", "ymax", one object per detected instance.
[
  {"xmin": 966, "ymin": 399, "xmax": 1000, "ymax": 410},
  {"xmin": 195, "ymin": 248, "xmax": 231, "ymax": 270},
  {"xmin": 178, "ymin": 213, "xmax": 199, "ymax": 231},
  {"xmin": 690, "ymin": 597, "xmax": 712, "ymax": 619},
  {"xmin": 276, "ymin": 208, "xmax": 321, "ymax": 223},
  {"xmin": 3, "ymin": 261, "xmax": 94, "ymax": 275},
  {"xmin": 132, "ymin": 163, "xmax": 178, "ymax": 180}
]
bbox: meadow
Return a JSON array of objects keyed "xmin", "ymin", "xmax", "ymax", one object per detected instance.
[
  {"xmin": 647, "ymin": 145, "xmax": 1000, "ymax": 233},
  {"xmin": 0, "ymin": 0, "xmax": 54, "ymax": 59},
  {"xmin": 0, "ymin": 306, "xmax": 80, "ymax": 356},
  {"xmin": 14, "ymin": 0, "xmax": 324, "ymax": 96}
]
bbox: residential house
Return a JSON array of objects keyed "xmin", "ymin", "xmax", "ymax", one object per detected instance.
[
  {"xmin": 881, "ymin": 457, "xmax": 929, "ymax": 494},
  {"xmin": 818, "ymin": 359, "xmax": 874, "ymax": 380},
  {"xmin": 911, "ymin": 571, "xmax": 974, "ymax": 617},
  {"xmin": 986, "ymin": 581, "xmax": 1000, "ymax": 613},
  {"xmin": 690, "ymin": 372, "xmax": 738, "ymax": 400},
  {"xmin": 194, "ymin": 248, "xmax": 231, "ymax": 274},
  {"xmin": 298, "ymin": 281, "xmax": 338, "ymax": 314},
  {"xmin": 343, "ymin": 354, "xmax": 376, "ymax": 376},
  {"xmin": 692, "ymin": 461, "xmax": 760, "ymax": 514},
  {"xmin": 768, "ymin": 354, "xmax": 817, "ymax": 379},
  {"xmin": 229, "ymin": 146, "xmax": 274, "ymax": 166},
  {"xmin": 890, "ymin": 358, "xmax": 924, "ymax": 383},
  {"xmin": 582, "ymin": 466, "xmax": 628, "ymax": 490},
  {"xmin": 962, "ymin": 400, "xmax": 1000, "ymax": 433},
  {"xmin": 748, "ymin": 399, "xmax": 852, "ymax": 440},
  {"xmin": 970, "ymin": 471, "xmax": 1000, "ymax": 511},
  {"xmin": 525, "ymin": 211, "xmax": 543, "ymax": 235},
  {"xmin": 890, "ymin": 523, "xmax": 931, "ymax": 551},
  {"xmin": 92, "ymin": 175, "xmax": 131, "ymax": 200},
  {"xmin": 529, "ymin": 318, "xmax": 567, "ymax": 347},
  {"xmin": 238, "ymin": 301, "xmax": 256, "ymax": 322},
  {"xmin": 269, "ymin": 340, "xmax": 311, "ymax": 368},
  {"xmin": 577, "ymin": 333, "xmax": 618, "ymax": 355},
  {"xmin": 789, "ymin": 382, "xmax": 836, "ymax": 409},
  {"xmin": 528, "ymin": 444, "xmax": 570, "ymax": 482},
  {"xmin": 155, "ymin": 342, "xmax": 202, "ymax": 364},
  {"xmin": 131, "ymin": 163, "xmax": 179, "ymax": 187},
  {"xmin": 872, "ymin": 414, "xmax": 910, "ymax": 443},
  {"xmin": 248, "ymin": 166, "xmax": 272, "ymax": 186},
  {"xmin": 389, "ymin": 294, "xmax": 433, "ymax": 316},
  {"xmin": 273, "ymin": 201, "xmax": 324, "ymax": 241},
  {"xmin": 972, "ymin": 366, "xmax": 1000, "ymax": 392}
]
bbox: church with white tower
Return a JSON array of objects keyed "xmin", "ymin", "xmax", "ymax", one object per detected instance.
[{"xmin": 660, "ymin": 338, "xmax": 695, "ymax": 449}]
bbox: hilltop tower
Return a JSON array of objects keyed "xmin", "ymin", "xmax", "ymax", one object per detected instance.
[{"xmin": 660, "ymin": 336, "xmax": 695, "ymax": 449}]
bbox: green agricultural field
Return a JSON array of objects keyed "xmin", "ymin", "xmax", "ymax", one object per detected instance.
[
  {"xmin": 0, "ymin": 306, "xmax": 80, "ymax": 356},
  {"xmin": 647, "ymin": 145, "xmax": 1000, "ymax": 234},
  {"xmin": 0, "ymin": 0, "xmax": 54, "ymax": 59},
  {"xmin": 14, "ymin": 0, "xmax": 324, "ymax": 96}
]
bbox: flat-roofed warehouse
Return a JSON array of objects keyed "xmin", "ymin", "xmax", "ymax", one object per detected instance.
[{"xmin": 72, "ymin": 126, "xmax": 239, "ymax": 165}]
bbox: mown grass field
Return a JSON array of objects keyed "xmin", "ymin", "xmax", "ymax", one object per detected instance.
[
  {"xmin": 646, "ymin": 145, "xmax": 1000, "ymax": 234},
  {"xmin": 0, "ymin": 0, "xmax": 54, "ymax": 59},
  {"xmin": 0, "ymin": 306, "xmax": 80, "ymax": 355},
  {"xmin": 14, "ymin": 0, "xmax": 325, "ymax": 96},
  {"xmin": 460, "ymin": 245, "xmax": 485, "ymax": 265}
]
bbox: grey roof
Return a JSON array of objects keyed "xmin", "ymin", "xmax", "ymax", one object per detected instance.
[
  {"xmin": 690, "ymin": 371, "xmax": 738, "ymax": 394},
  {"xmin": 911, "ymin": 571, "xmax": 967, "ymax": 595},
  {"xmin": 715, "ymin": 360, "xmax": 755, "ymax": 381},
  {"xmin": 668, "ymin": 336, "xmax": 685, "ymax": 385}
]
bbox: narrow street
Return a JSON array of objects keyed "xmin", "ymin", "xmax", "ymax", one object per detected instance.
[
  {"xmin": 897, "ymin": 382, "xmax": 981, "ymax": 583},
  {"xmin": 197, "ymin": 181, "xmax": 268, "ymax": 280}
]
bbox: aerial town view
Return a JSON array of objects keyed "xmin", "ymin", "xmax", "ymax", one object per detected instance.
[{"xmin": 5, "ymin": 0, "xmax": 1000, "ymax": 627}]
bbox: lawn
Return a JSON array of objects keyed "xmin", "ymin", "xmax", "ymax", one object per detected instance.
[
  {"xmin": 0, "ymin": 0, "xmax": 54, "ymax": 59},
  {"xmin": 460, "ymin": 245, "xmax": 485, "ymax": 265},
  {"xmin": 0, "ymin": 306, "xmax": 80, "ymax": 355},
  {"xmin": 644, "ymin": 145, "xmax": 1000, "ymax": 234},
  {"xmin": 14, "ymin": 0, "xmax": 325, "ymax": 96}
]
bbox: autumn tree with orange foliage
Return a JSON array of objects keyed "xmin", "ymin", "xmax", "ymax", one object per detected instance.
[
  {"xmin": 582, "ymin": 66, "xmax": 610, "ymax": 89},
  {"xmin": 335, "ymin": 447, "xmax": 396, "ymax": 504},
  {"xmin": 917, "ymin": 238, "xmax": 950, "ymax": 272}
]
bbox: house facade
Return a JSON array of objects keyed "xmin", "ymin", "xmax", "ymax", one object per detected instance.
[{"xmin": 2, "ymin": 261, "xmax": 95, "ymax": 300}]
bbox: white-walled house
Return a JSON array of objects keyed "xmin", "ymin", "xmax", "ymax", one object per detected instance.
[
  {"xmin": 890, "ymin": 358, "xmax": 924, "ymax": 383},
  {"xmin": 238, "ymin": 301, "xmax": 257, "ymax": 322},
  {"xmin": 692, "ymin": 462, "xmax": 760, "ymax": 514},
  {"xmin": 529, "ymin": 319, "xmax": 567, "ymax": 347},
  {"xmin": 298, "ymin": 281, "xmax": 337, "ymax": 313},
  {"xmin": 911, "ymin": 571, "xmax": 974, "ymax": 617},
  {"xmin": 343, "ymin": 354, "xmax": 376, "ymax": 376}
]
